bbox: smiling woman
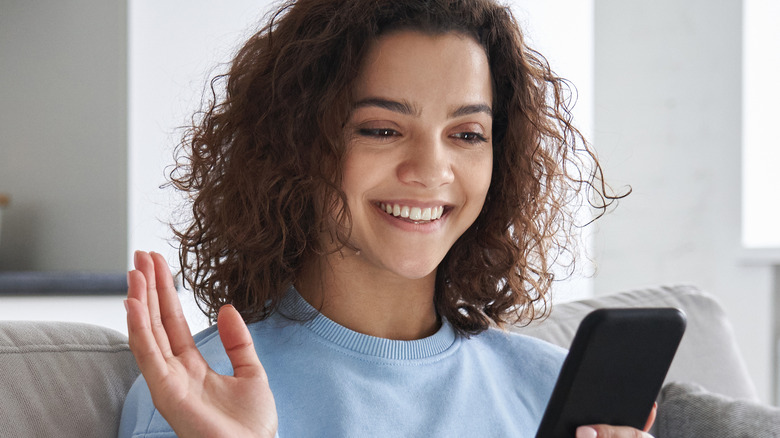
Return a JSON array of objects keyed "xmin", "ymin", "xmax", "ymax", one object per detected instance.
[
  {"xmin": 119, "ymin": 1, "xmax": 642, "ymax": 437},
  {"xmin": 167, "ymin": 1, "xmax": 618, "ymax": 337},
  {"xmin": 310, "ymin": 31, "xmax": 495, "ymax": 338}
]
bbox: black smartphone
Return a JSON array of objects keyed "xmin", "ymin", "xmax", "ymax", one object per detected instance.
[{"xmin": 535, "ymin": 307, "xmax": 686, "ymax": 438}]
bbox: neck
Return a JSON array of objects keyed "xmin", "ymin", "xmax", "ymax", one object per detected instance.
[{"xmin": 295, "ymin": 251, "xmax": 440, "ymax": 341}]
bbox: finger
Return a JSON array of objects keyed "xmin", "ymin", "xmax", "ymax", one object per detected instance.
[
  {"xmin": 127, "ymin": 266, "xmax": 147, "ymax": 304},
  {"xmin": 577, "ymin": 424, "xmax": 654, "ymax": 438},
  {"xmin": 131, "ymin": 251, "xmax": 151, "ymax": 305},
  {"xmin": 134, "ymin": 250, "xmax": 173, "ymax": 358},
  {"xmin": 125, "ymin": 291, "xmax": 169, "ymax": 385},
  {"xmin": 217, "ymin": 304, "xmax": 266, "ymax": 380},
  {"xmin": 150, "ymin": 251, "xmax": 196, "ymax": 356},
  {"xmin": 644, "ymin": 403, "xmax": 657, "ymax": 432}
]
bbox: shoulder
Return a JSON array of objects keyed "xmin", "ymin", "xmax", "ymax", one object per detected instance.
[
  {"xmin": 465, "ymin": 327, "xmax": 567, "ymax": 377},
  {"xmin": 471, "ymin": 326, "xmax": 567, "ymax": 355},
  {"xmin": 451, "ymin": 327, "xmax": 567, "ymax": 418},
  {"xmin": 118, "ymin": 373, "xmax": 174, "ymax": 437}
]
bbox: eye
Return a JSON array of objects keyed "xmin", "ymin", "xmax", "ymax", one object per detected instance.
[
  {"xmin": 451, "ymin": 132, "xmax": 488, "ymax": 144},
  {"xmin": 358, "ymin": 128, "xmax": 401, "ymax": 138}
]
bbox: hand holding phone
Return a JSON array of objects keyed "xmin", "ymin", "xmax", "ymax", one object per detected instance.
[{"xmin": 535, "ymin": 307, "xmax": 686, "ymax": 438}]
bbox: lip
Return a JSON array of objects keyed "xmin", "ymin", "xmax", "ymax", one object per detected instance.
[
  {"xmin": 372, "ymin": 200, "xmax": 450, "ymax": 233},
  {"xmin": 375, "ymin": 199, "xmax": 450, "ymax": 209}
]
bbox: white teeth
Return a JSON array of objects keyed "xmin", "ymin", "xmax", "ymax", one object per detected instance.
[{"xmin": 378, "ymin": 203, "xmax": 445, "ymax": 222}]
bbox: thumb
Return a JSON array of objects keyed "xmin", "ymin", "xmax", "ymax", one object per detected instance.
[
  {"xmin": 644, "ymin": 402, "xmax": 657, "ymax": 432},
  {"xmin": 217, "ymin": 304, "xmax": 265, "ymax": 379}
]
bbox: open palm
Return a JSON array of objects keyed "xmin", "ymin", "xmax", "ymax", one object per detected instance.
[{"xmin": 126, "ymin": 251, "xmax": 277, "ymax": 438}]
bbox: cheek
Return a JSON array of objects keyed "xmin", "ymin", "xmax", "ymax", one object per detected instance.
[
  {"xmin": 466, "ymin": 152, "xmax": 493, "ymax": 204},
  {"xmin": 341, "ymin": 153, "xmax": 371, "ymax": 201},
  {"xmin": 341, "ymin": 149, "xmax": 397, "ymax": 201}
]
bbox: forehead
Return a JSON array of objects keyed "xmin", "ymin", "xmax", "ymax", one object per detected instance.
[{"xmin": 352, "ymin": 30, "xmax": 493, "ymax": 109}]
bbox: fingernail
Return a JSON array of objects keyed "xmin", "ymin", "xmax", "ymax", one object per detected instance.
[
  {"xmin": 133, "ymin": 250, "xmax": 141, "ymax": 266},
  {"xmin": 576, "ymin": 426, "xmax": 598, "ymax": 438},
  {"xmin": 123, "ymin": 299, "xmax": 129, "ymax": 313}
]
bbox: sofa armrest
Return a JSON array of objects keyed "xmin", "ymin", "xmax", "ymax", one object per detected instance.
[{"xmin": 0, "ymin": 321, "xmax": 140, "ymax": 437}]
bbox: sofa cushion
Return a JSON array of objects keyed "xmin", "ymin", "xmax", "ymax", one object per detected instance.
[
  {"xmin": 655, "ymin": 382, "xmax": 780, "ymax": 438},
  {"xmin": 510, "ymin": 285, "xmax": 758, "ymax": 401},
  {"xmin": 0, "ymin": 321, "xmax": 139, "ymax": 437}
]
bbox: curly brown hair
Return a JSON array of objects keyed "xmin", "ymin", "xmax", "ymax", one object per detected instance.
[{"xmin": 170, "ymin": 0, "xmax": 624, "ymax": 335}]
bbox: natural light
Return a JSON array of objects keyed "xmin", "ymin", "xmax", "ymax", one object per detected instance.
[{"xmin": 742, "ymin": 0, "xmax": 780, "ymax": 248}]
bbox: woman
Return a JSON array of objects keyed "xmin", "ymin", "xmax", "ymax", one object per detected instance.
[{"xmin": 120, "ymin": 0, "xmax": 653, "ymax": 436}]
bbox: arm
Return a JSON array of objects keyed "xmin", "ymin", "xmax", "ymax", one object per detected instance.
[{"xmin": 125, "ymin": 251, "xmax": 278, "ymax": 438}]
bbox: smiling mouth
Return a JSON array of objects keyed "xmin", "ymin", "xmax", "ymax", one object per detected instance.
[{"xmin": 377, "ymin": 202, "xmax": 446, "ymax": 224}]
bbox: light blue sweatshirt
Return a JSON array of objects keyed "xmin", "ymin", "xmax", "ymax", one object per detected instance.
[{"xmin": 119, "ymin": 287, "xmax": 566, "ymax": 437}]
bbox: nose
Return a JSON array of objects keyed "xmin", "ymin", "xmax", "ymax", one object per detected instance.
[{"xmin": 396, "ymin": 136, "xmax": 454, "ymax": 188}]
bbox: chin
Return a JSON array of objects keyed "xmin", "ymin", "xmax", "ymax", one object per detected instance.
[{"xmin": 385, "ymin": 258, "xmax": 440, "ymax": 281}]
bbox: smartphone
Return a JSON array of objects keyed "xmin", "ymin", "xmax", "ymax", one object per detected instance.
[{"xmin": 535, "ymin": 307, "xmax": 686, "ymax": 438}]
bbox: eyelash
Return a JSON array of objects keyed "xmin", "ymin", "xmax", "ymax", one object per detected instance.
[
  {"xmin": 452, "ymin": 132, "xmax": 488, "ymax": 144},
  {"xmin": 357, "ymin": 129, "xmax": 488, "ymax": 144},
  {"xmin": 358, "ymin": 128, "xmax": 399, "ymax": 138}
]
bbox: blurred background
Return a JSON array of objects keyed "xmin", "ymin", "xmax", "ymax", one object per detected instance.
[{"xmin": 0, "ymin": 0, "xmax": 778, "ymax": 404}]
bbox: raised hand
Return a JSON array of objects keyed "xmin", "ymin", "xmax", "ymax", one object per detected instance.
[{"xmin": 126, "ymin": 251, "xmax": 278, "ymax": 438}]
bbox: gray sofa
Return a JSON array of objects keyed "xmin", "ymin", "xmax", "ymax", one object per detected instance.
[{"xmin": 0, "ymin": 285, "xmax": 769, "ymax": 437}]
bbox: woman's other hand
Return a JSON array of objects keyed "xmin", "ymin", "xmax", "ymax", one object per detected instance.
[
  {"xmin": 576, "ymin": 403, "xmax": 657, "ymax": 438},
  {"xmin": 126, "ymin": 251, "xmax": 278, "ymax": 438}
]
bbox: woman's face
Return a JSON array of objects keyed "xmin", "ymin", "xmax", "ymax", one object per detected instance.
[{"xmin": 340, "ymin": 30, "xmax": 493, "ymax": 282}]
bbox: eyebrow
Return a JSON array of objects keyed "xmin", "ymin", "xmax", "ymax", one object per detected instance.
[
  {"xmin": 353, "ymin": 98, "xmax": 420, "ymax": 116},
  {"xmin": 450, "ymin": 103, "xmax": 493, "ymax": 118},
  {"xmin": 353, "ymin": 98, "xmax": 492, "ymax": 119}
]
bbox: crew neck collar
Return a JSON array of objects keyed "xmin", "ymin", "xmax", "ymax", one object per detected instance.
[{"xmin": 279, "ymin": 286, "xmax": 458, "ymax": 360}]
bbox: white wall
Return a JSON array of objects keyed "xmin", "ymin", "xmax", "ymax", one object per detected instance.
[
  {"xmin": 593, "ymin": 0, "xmax": 774, "ymax": 403},
  {"xmin": 128, "ymin": 0, "xmax": 269, "ymax": 267},
  {"xmin": 512, "ymin": 0, "xmax": 596, "ymax": 304},
  {"xmin": 742, "ymin": 0, "xmax": 780, "ymax": 248},
  {"xmin": 128, "ymin": 0, "xmax": 277, "ymax": 334}
]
